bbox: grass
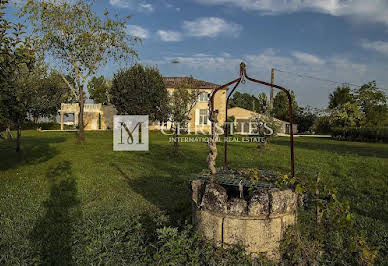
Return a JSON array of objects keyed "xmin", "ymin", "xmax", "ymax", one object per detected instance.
[{"xmin": 0, "ymin": 130, "xmax": 387, "ymax": 264}]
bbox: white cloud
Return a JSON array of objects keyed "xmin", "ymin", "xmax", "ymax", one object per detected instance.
[
  {"xmin": 139, "ymin": 3, "xmax": 154, "ymax": 12},
  {"xmin": 194, "ymin": 0, "xmax": 388, "ymax": 27},
  {"xmin": 164, "ymin": 1, "xmax": 181, "ymax": 11},
  {"xmin": 183, "ymin": 17, "xmax": 242, "ymax": 37},
  {"xmin": 292, "ymin": 51, "xmax": 325, "ymax": 65},
  {"xmin": 125, "ymin": 25, "xmax": 149, "ymax": 39},
  {"xmin": 109, "ymin": 0, "xmax": 132, "ymax": 8},
  {"xmin": 194, "ymin": 53, "xmax": 212, "ymax": 57},
  {"xmin": 157, "ymin": 30, "xmax": 183, "ymax": 42},
  {"xmin": 109, "ymin": 0, "xmax": 154, "ymax": 13},
  {"xmin": 361, "ymin": 40, "xmax": 388, "ymax": 56}
]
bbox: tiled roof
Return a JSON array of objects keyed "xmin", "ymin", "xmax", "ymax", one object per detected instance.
[{"xmin": 163, "ymin": 77, "xmax": 223, "ymax": 89}]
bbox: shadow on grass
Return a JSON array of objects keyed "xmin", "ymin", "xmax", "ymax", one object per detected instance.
[
  {"xmin": 272, "ymin": 138, "xmax": 388, "ymax": 159},
  {"xmin": 112, "ymin": 143, "xmax": 209, "ymax": 224},
  {"xmin": 0, "ymin": 136, "xmax": 66, "ymax": 171},
  {"xmin": 29, "ymin": 161, "xmax": 81, "ymax": 265}
]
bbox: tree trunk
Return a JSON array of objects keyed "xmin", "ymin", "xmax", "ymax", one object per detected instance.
[
  {"xmin": 173, "ymin": 125, "xmax": 179, "ymax": 155},
  {"xmin": 78, "ymin": 90, "xmax": 85, "ymax": 143},
  {"xmin": 258, "ymin": 138, "xmax": 267, "ymax": 150},
  {"xmin": 16, "ymin": 123, "xmax": 21, "ymax": 152},
  {"xmin": 208, "ymin": 101, "xmax": 219, "ymax": 176},
  {"xmin": 6, "ymin": 121, "xmax": 13, "ymax": 140}
]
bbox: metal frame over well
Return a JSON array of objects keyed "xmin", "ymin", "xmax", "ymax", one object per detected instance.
[{"xmin": 209, "ymin": 62, "xmax": 295, "ymax": 178}]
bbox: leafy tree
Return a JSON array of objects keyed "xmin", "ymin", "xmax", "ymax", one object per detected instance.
[
  {"xmin": 168, "ymin": 77, "xmax": 199, "ymax": 155},
  {"xmin": 313, "ymin": 115, "xmax": 331, "ymax": 134},
  {"xmin": 355, "ymin": 81, "xmax": 387, "ymax": 127},
  {"xmin": 329, "ymin": 86, "xmax": 354, "ymax": 109},
  {"xmin": 21, "ymin": 0, "xmax": 139, "ymax": 142},
  {"xmin": 29, "ymin": 70, "xmax": 75, "ymax": 122},
  {"xmin": 325, "ymin": 82, "xmax": 387, "ymax": 132},
  {"xmin": 0, "ymin": 0, "xmax": 35, "ymax": 151},
  {"xmin": 257, "ymin": 92, "xmax": 269, "ymax": 114},
  {"xmin": 250, "ymin": 113, "xmax": 280, "ymax": 149},
  {"xmin": 272, "ymin": 90, "xmax": 298, "ymax": 122},
  {"xmin": 87, "ymin": 76, "xmax": 111, "ymax": 105},
  {"xmin": 295, "ymin": 106, "xmax": 318, "ymax": 133},
  {"xmin": 329, "ymin": 102, "xmax": 363, "ymax": 128},
  {"xmin": 111, "ymin": 64, "xmax": 169, "ymax": 122},
  {"xmin": 228, "ymin": 92, "xmax": 258, "ymax": 111}
]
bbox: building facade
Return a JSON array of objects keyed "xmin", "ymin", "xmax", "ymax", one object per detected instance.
[
  {"xmin": 149, "ymin": 77, "xmax": 227, "ymax": 133},
  {"xmin": 58, "ymin": 103, "xmax": 116, "ymax": 130},
  {"xmin": 58, "ymin": 77, "xmax": 225, "ymax": 132}
]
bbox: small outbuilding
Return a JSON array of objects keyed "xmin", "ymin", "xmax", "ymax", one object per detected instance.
[
  {"xmin": 227, "ymin": 107, "xmax": 298, "ymax": 134},
  {"xmin": 58, "ymin": 103, "xmax": 116, "ymax": 130}
]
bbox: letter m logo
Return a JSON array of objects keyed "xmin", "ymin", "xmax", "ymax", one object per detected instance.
[{"xmin": 113, "ymin": 115, "xmax": 149, "ymax": 151}]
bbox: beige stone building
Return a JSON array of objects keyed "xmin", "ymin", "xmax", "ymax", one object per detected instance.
[
  {"xmin": 228, "ymin": 107, "xmax": 298, "ymax": 134},
  {"xmin": 149, "ymin": 77, "xmax": 227, "ymax": 133},
  {"xmin": 59, "ymin": 77, "xmax": 225, "ymax": 132},
  {"xmin": 58, "ymin": 103, "xmax": 116, "ymax": 130}
]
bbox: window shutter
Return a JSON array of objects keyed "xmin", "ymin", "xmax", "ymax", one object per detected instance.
[
  {"xmin": 195, "ymin": 109, "xmax": 199, "ymax": 126},
  {"xmin": 207, "ymin": 110, "xmax": 211, "ymax": 125}
]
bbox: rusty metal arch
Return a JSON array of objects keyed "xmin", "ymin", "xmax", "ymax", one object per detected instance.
[{"xmin": 209, "ymin": 62, "xmax": 295, "ymax": 178}]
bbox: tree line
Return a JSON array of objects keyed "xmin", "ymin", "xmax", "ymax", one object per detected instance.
[
  {"xmin": 0, "ymin": 0, "xmax": 138, "ymax": 150},
  {"xmin": 1, "ymin": 0, "xmax": 387, "ymax": 153},
  {"xmin": 227, "ymin": 82, "xmax": 388, "ymax": 135}
]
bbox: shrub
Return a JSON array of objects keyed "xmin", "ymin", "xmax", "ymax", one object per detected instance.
[
  {"xmin": 280, "ymin": 174, "xmax": 378, "ymax": 265},
  {"xmin": 331, "ymin": 127, "xmax": 388, "ymax": 143},
  {"xmin": 313, "ymin": 115, "xmax": 331, "ymax": 134}
]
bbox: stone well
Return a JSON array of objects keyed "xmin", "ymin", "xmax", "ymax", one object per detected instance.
[{"xmin": 191, "ymin": 179, "xmax": 297, "ymax": 260}]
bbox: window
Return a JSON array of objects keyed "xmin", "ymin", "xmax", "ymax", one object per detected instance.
[
  {"xmin": 199, "ymin": 109, "xmax": 208, "ymax": 125},
  {"xmin": 198, "ymin": 92, "xmax": 209, "ymax": 102}
]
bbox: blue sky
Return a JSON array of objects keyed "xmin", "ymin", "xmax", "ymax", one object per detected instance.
[{"xmin": 8, "ymin": 0, "xmax": 388, "ymax": 107}]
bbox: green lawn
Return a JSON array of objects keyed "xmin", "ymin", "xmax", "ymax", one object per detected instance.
[{"xmin": 0, "ymin": 130, "xmax": 387, "ymax": 264}]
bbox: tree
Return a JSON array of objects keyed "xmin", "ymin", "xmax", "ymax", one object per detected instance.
[
  {"xmin": 0, "ymin": 0, "xmax": 35, "ymax": 151},
  {"xmin": 168, "ymin": 77, "xmax": 199, "ymax": 155},
  {"xmin": 111, "ymin": 64, "xmax": 169, "ymax": 122},
  {"xmin": 329, "ymin": 102, "xmax": 363, "ymax": 128},
  {"xmin": 329, "ymin": 86, "xmax": 354, "ymax": 109},
  {"xmin": 87, "ymin": 76, "xmax": 111, "ymax": 105},
  {"xmin": 313, "ymin": 115, "xmax": 331, "ymax": 134},
  {"xmin": 295, "ymin": 106, "xmax": 318, "ymax": 133},
  {"xmin": 257, "ymin": 92, "xmax": 269, "ymax": 114},
  {"xmin": 21, "ymin": 0, "xmax": 138, "ymax": 142},
  {"xmin": 29, "ymin": 70, "xmax": 75, "ymax": 123},
  {"xmin": 228, "ymin": 92, "xmax": 257, "ymax": 111},
  {"xmin": 355, "ymin": 81, "xmax": 387, "ymax": 127},
  {"xmin": 250, "ymin": 113, "xmax": 280, "ymax": 149},
  {"xmin": 272, "ymin": 90, "xmax": 298, "ymax": 122}
]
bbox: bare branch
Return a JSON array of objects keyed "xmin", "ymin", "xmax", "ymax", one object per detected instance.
[{"xmin": 58, "ymin": 71, "xmax": 77, "ymax": 99}]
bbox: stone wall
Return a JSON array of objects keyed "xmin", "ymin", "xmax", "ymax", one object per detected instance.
[{"xmin": 191, "ymin": 180, "xmax": 297, "ymax": 260}]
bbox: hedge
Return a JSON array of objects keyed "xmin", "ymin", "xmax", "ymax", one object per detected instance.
[{"xmin": 331, "ymin": 127, "xmax": 388, "ymax": 143}]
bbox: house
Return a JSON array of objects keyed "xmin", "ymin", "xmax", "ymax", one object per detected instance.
[
  {"xmin": 227, "ymin": 107, "xmax": 298, "ymax": 134},
  {"xmin": 58, "ymin": 103, "xmax": 116, "ymax": 130},
  {"xmin": 149, "ymin": 77, "xmax": 227, "ymax": 132},
  {"xmin": 58, "ymin": 77, "xmax": 225, "ymax": 132}
]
